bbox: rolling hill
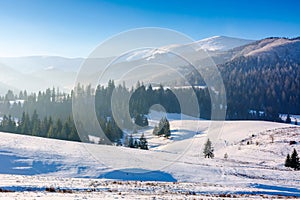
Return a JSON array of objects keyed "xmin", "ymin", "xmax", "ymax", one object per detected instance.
[{"xmin": 0, "ymin": 113, "xmax": 299, "ymax": 198}]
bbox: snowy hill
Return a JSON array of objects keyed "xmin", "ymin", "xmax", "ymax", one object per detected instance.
[
  {"xmin": 232, "ymin": 37, "xmax": 300, "ymax": 60},
  {"xmin": 125, "ymin": 36, "xmax": 254, "ymax": 61},
  {"xmin": 191, "ymin": 36, "xmax": 255, "ymax": 51},
  {"xmin": 0, "ymin": 116, "xmax": 299, "ymax": 197}
]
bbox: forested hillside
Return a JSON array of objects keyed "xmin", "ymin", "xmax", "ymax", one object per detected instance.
[{"xmin": 217, "ymin": 37, "xmax": 300, "ymax": 119}]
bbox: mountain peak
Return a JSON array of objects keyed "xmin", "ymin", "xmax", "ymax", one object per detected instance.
[{"xmin": 192, "ymin": 36, "xmax": 255, "ymax": 51}]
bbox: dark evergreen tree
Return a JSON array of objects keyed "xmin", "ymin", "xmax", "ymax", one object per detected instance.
[
  {"xmin": 7, "ymin": 115, "xmax": 16, "ymax": 133},
  {"xmin": 133, "ymin": 139, "xmax": 139, "ymax": 148},
  {"xmin": 47, "ymin": 124, "xmax": 54, "ymax": 138},
  {"xmin": 54, "ymin": 118, "xmax": 63, "ymax": 139},
  {"xmin": 0, "ymin": 115, "xmax": 16, "ymax": 133},
  {"xmin": 203, "ymin": 139, "xmax": 214, "ymax": 158},
  {"xmin": 163, "ymin": 118, "xmax": 171, "ymax": 138},
  {"xmin": 290, "ymin": 148, "xmax": 300, "ymax": 170},
  {"xmin": 286, "ymin": 114, "xmax": 291, "ymax": 124},
  {"xmin": 17, "ymin": 112, "xmax": 26, "ymax": 133},
  {"xmin": 143, "ymin": 116, "xmax": 149, "ymax": 127},
  {"xmin": 61, "ymin": 121, "xmax": 70, "ymax": 140},
  {"xmin": 19, "ymin": 113, "xmax": 31, "ymax": 135},
  {"xmin": 158, "ymin": 118, "xmax": 166, "ymax": 136},
  {"xmin": 285, "ymin": 153, "xmax": 291, "ymax": 168},
  {"xmin": 152, "ymin": 117, "xmax": 171, "ymax": 138},
  {"xmin": 139, "ymin": 133, "xmax": 148, "ymax": 150},
  {"xmin": 134, "ymin": 114, "xmax": 149, "ymax": 127},
  {"xmin": 31, "ymin": 110, "xmax": 40, "ymax": 136},
  {"xmin": 129, "ymin": 134, "xmax": 134, "ymax": 148}
]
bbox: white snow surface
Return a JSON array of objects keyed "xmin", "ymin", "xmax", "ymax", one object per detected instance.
[
  {"xmin": 0, "ymin": 116, "xmax": 300, "ymax": 198},
  {"xmin": 125, "ymin": 36, "xmax": 254, "ymax": 61},
  {"xmin": 191, "ymin": 36, "xmax": 254, "ymax": 51}
]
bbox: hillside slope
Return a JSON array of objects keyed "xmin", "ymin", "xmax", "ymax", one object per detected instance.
[
  {"xmin": 0, "ymin": 119, "xmax": 298, "ymax": 179},
  {"xmin": 0, "ymin": 119, "xmax": 299, "ymax": 197}
]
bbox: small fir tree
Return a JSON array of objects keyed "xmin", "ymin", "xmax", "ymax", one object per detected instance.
[
  {"xmin": 129, "ymin": 134, "xmax": 134, "ymax": 148},
  {"xmin": 290, "ymin": 148, "xmax": 300, "ymax": 170},
  {"xmin": 153, "ymin": 117, "xmax": 171, "ymax": 138},
  {"xmin": 285, "ymin": 154, "xmax": 291, "ymax": 168},
  {"xmin": 203, "ymin": 139, "xmax": 214, "ymax": 158},
  {"xmin": 163, "ymin": 118, "xmax": 171, "ymax": 138},
  {"xmin": 285, "ymin": 149, "xmax": 300, "ymax": 170},
  {"xmin": 224, "ymin": 153, "xmax": 228, "ymax": 160},
  {"xmin": 139, "ymin": 133, "xmax": 148, "ymax": 150},
  {"xmin": 286, "ymin": 114, "xmax": 291, "ymax": 124}
]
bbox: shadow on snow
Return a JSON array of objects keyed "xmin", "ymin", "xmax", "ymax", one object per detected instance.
[{"xmin": 98, "ymin": 168, "xmax": 177, "ymax": 182}]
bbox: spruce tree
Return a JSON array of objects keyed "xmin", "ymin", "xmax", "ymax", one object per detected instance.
[
  {"xmin": 133, "ymin": 139, "xmax": 139, "ymax": 148},
  {"xmin": 203, "ymin": 139, "xmax": 214, "ymax": 158},
  {"xmin": 129, "ymin": 134, "xmax": 134, "ymax": 148},
  {"xmin": 7, "ymin": 115, "xmax": 16, "ymax": 133},
  {"xmin": 163, "ymin": 118, "xmax": 171, "ymax": 138},
  {"xmin": 17, "ymin": 112, "xmax": 26, "ymax": 133},
  {"xmin": 134, "ymin": 114, "xmax": 143, "ymax": 127},
  {"xmin": 143, "ymin": 116, "xmax": 149, "ymax": 127},
  {"xmin": 290, "ymin": 148, "xmax": 300, "ymax": 170},
  {"xmin": 286, "ymin": 114, "xmax": 291, "ymax": 124},
  {"xmin": 285, "ymin": 154, "xmax": 291, "ymax": 167},
  {"xmin": 139, "ymin": 133, "xmax": 148, "ymax": 150},
  {"xmin": 22, "ymin": 113, "xmax": 31, "ymax": 134},
  {"xmin": 47, "ymin": 124, "xmax": 53, "ymax": 138},
  {"xmin": 155, "ymin": 117, "xmax": 171, "ymax": 138},
  {"xmin": 61, "ymin": 122, "xmax": 70, "ymax": 140},
  {"xmin": 157, "ymin": 118, "xmax": 165, "ymax": 136}
]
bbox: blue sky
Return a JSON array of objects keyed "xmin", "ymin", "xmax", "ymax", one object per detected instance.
[{"xmin": 0, "ymin": 0, "xmax": 299, "ymax": 57}]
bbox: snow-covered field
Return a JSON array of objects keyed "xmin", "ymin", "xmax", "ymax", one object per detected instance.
[{"xmin": 0, "ymin": 115, "xmax": 299, "ymax": 199}]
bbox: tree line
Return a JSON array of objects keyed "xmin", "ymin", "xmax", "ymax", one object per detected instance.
[
  {"xmin": 0, "ymin": 111, "xmax": 80, "ymax": 141},
  {"xmin": 0, "ymin": 75, "xmax": 297, "ymax": 144}
]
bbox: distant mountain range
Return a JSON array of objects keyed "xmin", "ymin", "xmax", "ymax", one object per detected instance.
[
  {"xmin": 0, "ymin": 56, "xmax": 84, "ymax": 94},
  {"xmin": 0, "ymin": 36, "xmax": 299, "ymax": 102},
  {"xmin": 124, "ymin": 36, "xmax": 254, "ymax": 61}
]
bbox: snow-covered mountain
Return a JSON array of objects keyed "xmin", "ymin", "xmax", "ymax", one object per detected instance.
[
  {"xmin": 231, "ymin": 37, "xmax": 300, "ymax": 60},
  {"xmin": 190, "ymin": 35, "xmax": 255, "ymax": 51},
  {"xmin": 2, "ymin": 36, "xmax": 300, "ymax": 95},
  {"xmin": 0, "ymin": 36, "xmax": 255, "ymax": 94},
  {"xmin": 125, "ymin": 36, "xmax": 255, "ymax": 61}
]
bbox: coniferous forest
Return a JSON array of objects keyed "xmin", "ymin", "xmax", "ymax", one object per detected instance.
[
  {"xmin": 0, "ymin": 74, "xmax": 298, "ymax": 144},
  {"xmin": 0, "ymin": 80, "xmax": 212, "ymax": 144}
]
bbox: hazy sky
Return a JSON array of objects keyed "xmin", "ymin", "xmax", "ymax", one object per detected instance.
[{"xmin": 0, "ymin": 0, "xmax": 299, "ymax": 57}]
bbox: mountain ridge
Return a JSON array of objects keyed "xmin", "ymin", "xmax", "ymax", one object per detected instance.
[{"xmin": 0, "ymin": 36, "xmax": 299, "ymax": 96}]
